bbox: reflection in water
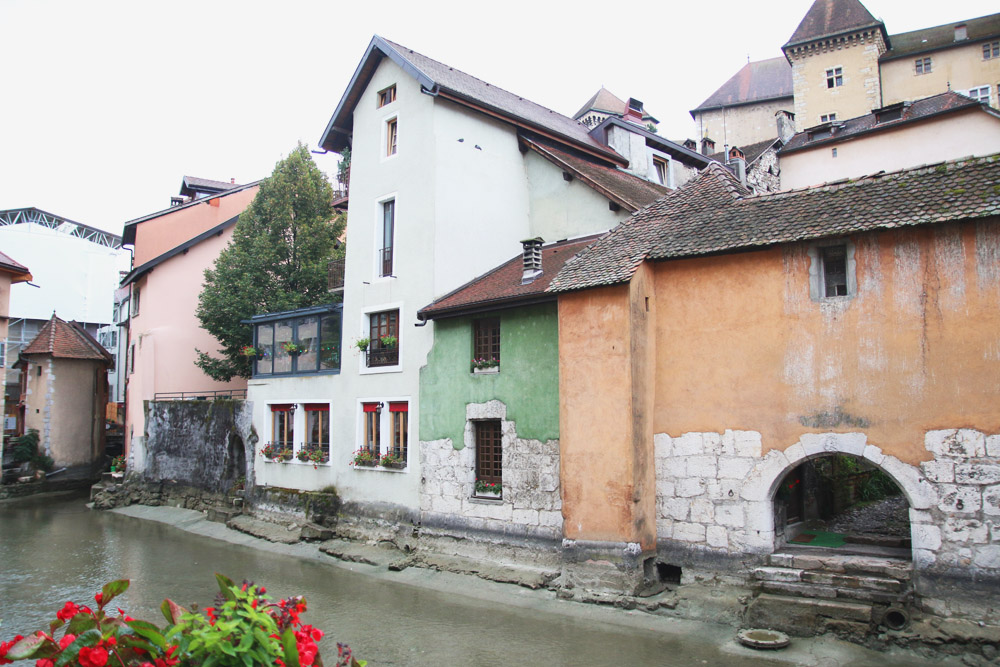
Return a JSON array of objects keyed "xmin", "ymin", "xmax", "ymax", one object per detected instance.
[{"xmin": 0, "ymin": 493, "xmax": 879, "ymax": 666}]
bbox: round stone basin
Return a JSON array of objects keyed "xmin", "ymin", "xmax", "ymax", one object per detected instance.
[{"xmin": 737, "ymin": 628, "xmax": 790, "ymax": 650}]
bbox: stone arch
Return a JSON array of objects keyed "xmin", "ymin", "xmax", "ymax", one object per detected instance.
[{"xmin": 738, "ymin": 432, "xmax": 938, "ymax": 555}]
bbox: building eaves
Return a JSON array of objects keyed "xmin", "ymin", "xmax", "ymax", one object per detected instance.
[
  {"xmin": 779, "ymin": 92, "xmax": 994, "ymax": 154},
  {"xmin": 783, "ymin": 0, "xmax": 888, "ymax": 50},
  {"xmin": 0, "ymin": 251, "xmax": 32, "ymax": 283},
  {"xmin": 121, "ymin": 180, "xmax": 260, "ymax": 246},
  {"xmin": 549, "ymin": 153, "xmax": 1000, "ymax": 293},
  {"xmin": 121, "ymin": 214, "xmax": 240, "ymax": 287},
  {"xmin": 318, "ymin": 36, "xmax": 624, "ymax": 167},
  {"xmin": 20, "ymin": 315, "xmax": 113, "ymax": 364}
]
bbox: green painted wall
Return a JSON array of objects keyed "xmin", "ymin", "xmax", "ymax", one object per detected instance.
[{"xmin": 419, "ymin": 303, "xmax": 559, "ymax": 447}]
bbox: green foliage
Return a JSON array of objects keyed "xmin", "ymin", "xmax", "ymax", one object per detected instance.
[
  {"xmin": 196, "ymin": 144, "xmax": 345, "ymax": 381},
  {"xmin": 645, "ymin": 123, "xmax": 658, "ymax": 134},
  {"xmin": 857, "ymin": 469, "xmax": 900, "ymax": 501},
  {"xmin": 10, "ymin": 429, "xmax": 39, "ymax": 463}
]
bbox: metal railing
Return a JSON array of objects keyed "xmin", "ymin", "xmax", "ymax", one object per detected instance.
[
  {"xmin": 153, "ymin": 389, "xmax": 247, "ymax": 401},
  {"xmin": 380, "ymin": 246, "xmax": 393, "ymax": 277},
  {"xmin": 327, "ymin": 258, "xmax": 345, "ymax": 291},
  {"xmin": 366, "ymin": 347, "xmax": 398, "ymax": 367}
]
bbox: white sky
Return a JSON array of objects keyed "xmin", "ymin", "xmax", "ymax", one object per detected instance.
[{"xmin": 1, "ymin": 0, "xmax": 995, "ymax": 235}]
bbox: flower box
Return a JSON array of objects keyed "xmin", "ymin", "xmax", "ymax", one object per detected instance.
[
  {"xmin": 474, "ymin": 491, "xmax": 501, "ymax": 500},
  {"xmin": 353, "ymin": 458, "xmax": 377, "ymax": 467},
  {"xmin": 472, "ymin": 366, "xmax": 499, "ymax": 375},
  {"xmin": 381, "ymin": 461, "xmax": 406, "ymax": 470}
]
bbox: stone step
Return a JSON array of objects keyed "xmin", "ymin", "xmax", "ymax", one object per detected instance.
[
  {"xmin": 207, "ymin": 507, "xmax": 241, "ymax": 524},
  {"xmin": 746, "ymin": 593, "xmax": 873, "ymax": 637},
  {"xmin": 768, "ymin": 552, "xmax": 912, "ymax": 580},
  {"xmin": 760, "ymin": 581, "xmax": 908, "ymax": 605},
  {"xmin": 755, "ymin": 566, "xmax": 906, "ymax": 593}
]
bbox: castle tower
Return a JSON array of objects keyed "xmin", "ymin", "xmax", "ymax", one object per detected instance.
[{"xmin": 782, "ymin": 0, "xmax": 888, "ymax": 130}]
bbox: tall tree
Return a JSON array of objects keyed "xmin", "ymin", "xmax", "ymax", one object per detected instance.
[{"xmin": 195, "ymin": 144, "xmax": 344, "ymax": 381}]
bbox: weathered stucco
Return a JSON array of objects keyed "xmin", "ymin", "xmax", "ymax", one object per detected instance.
[{"xmin": 419, "ymin": 304, "xmax": 560, "ymax": 446}]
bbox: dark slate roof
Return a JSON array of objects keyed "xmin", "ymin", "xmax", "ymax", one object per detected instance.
[
  {"xmin": 780, "ymin": 92, "xmax": 999, "ymax": 154},
  {"xmin": 691, "ymin": 57, "xmax": 793, "ymax": 114},
  {"xmin": 0, "ymin": 251, "xmax": 31, "ymax": 282},
  {"xmin": 179, "ymin": 176, "xmax": 239, "ymax": 198},
  {"xmin": 549, "ymin": 153, "xmax": 1000, "ymax": 293},
  {"xmin": 522, "ymin": 138, "xmax": 670, "ymax": 212},
  {"xmin": 883, "ymin": 12, "xmax": 1000, "ymax": 61},
  {"xmin": 122, "ymin": 180, "xmax": 260, "ymax": 246},
  {"xmin": 784, "ymin": 0, "xmax": 885, "ymax": 48},
  {"xmin": 707, "ymin": 137, "xmax": 781, "ymax": 166},
  {"xmin": 419, "ymin": 236, "xmax": 598, "ymax": 319},
  {"xmin": 319, "ymin": 37, "xmax": 623, "ymax": 165},
  {"xmin": 589, "ymin": 117, "xmax": 711, "ymax": 169},
  {"xmin": 21, "ymin": 315, "xmax": 113, "ymax": 364}
]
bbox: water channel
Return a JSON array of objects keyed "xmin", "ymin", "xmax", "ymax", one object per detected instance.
[{"xmin": 1, "ymin": 492, "xmax": 926, "ymax": 666}]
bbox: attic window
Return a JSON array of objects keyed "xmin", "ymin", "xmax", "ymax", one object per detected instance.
[
  {"xmin": 820, "ymin": 113, "xmax": 836, "ymax": 123},
  {"xmin": 876, "ymin": 107, "xmax": 903, "ymax": 123},
  {"xmin": 807, "ymin": 126, "xmax": 833, "ymax": 142},
  {"xmin": 954, "ymin": 24, "xmax": 967, "ymax": 41},
  {"xmin": 377, "ymin": 85, "xmax": 396, "ymax": 107}
]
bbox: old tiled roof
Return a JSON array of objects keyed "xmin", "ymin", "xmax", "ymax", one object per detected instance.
[
  {"xmin": 549, "ymin": 153, "xmax": 1000, "ymax": 292},
  {"xmin": 419, "ymin": 236, "xmax": 598, "ymax": 318},
  {"xmin": 0, "ymin": 251, "xmax": 31, "ymax": 282},
  {"xmin": 20, "ymin": 315, "xmax": 113, "ymax": 364},
  {"xmin": 781, "ymin": 92, "xmax": 998, "ymax": 154},
  {"xmin": 707, "ymin": 137, "xmax": 781, "ymax": 166},
  {"xmin": 573, "ymin": 87, "xmax": 658, "ymax": 123},
  {"xmin": 784, "ymin": 0, "xmax": 884, "ymax": 47},
  {"xmin": 883, "ymin": 12, "xmax": 1000, "ymax": 60},
  {"xmin": 691, "ymin": 57, "xmax": 793, "ymax": 114},
  {"xmin": 522, "ymin": 138, "xmax": 670, "ymax": 211},
  {"xmin": 320, "ymin": 37, "xmax": 623, "ymax": 165}
]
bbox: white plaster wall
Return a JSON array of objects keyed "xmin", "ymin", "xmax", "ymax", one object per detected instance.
[
  {"xmin": 780, "ymin": 110, "xmax": 1000, "ymax": 190},
  {"xmin": 523, "ymin": 150, "xmax": 629, "ymax": 242}
]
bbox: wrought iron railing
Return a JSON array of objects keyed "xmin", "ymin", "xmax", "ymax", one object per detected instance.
[
  {"xmin": 380, "ymin": 247, "xmax": 393, "ymax": 277},
  {"xmin": 366, "ymin": 347, "xmax": 398, "ymax": 367},
  {"xmin": 327, "ymin": 258, "xmax": 345, "ymax": 291}
]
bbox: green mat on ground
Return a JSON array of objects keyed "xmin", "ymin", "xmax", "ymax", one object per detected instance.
[{"xmin": 790, "ymin": 530, "xmax": 846, "ymax": 548}]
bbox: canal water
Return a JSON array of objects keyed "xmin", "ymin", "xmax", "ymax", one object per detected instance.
[{"xmin": 0, "ymin": 493, "xmax": 920, "ymax": 666}]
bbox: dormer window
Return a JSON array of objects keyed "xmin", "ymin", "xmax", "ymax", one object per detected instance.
[
  {"xmin": 377, "ymin": 85, "xmax": 396, "ymax": 107},
  {"xmin": 954, "ymin": 24, "xmax": 967, "ymax": 41}
]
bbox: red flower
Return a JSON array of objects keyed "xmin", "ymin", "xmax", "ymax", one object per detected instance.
[
  {"xmin": 78, "ymin": 646, "xmax": 109, "ymax": 667},
  {"xmin": 56, "ymin": 601, "xmax": 81, "ymax": 621},
  {"xmin": 94, "ymin": 593, "xmax": 103, "ymax": 606},
  {"xmin": 0, "ymin": 635, "xmax": 24, "ymax": 665},
  {"xmin": 35, "ymin": 660, "xmax": 55, "ymax": 667},
  {"xmin": 59, "ymin": 634, "xmax": 77, "ymax": 649}
]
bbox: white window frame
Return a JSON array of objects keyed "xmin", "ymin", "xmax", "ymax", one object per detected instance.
[
  {"xmin": 963, "ymin": 86, "xmax": 991, "ymax": 105},
  {"xmin": 820, "ymin": 113, "xmax": 837, "ymax": 123},
  {"xmin": 373, "ymin": 192, "xmax": 398, "ymax": 282},
  {"xmin": 826, "ymin": 66, "xmax": 843, "ymax": 88},
  {"xmin": 358, "ymin": 301, "xmax": 404, "ymax": 375},
  {"xmin": 353, "ymin": 395, "xmax": 412, "ymax": 470},
  {"xmin": 915, "ymin": 57, "xmax": 932, "ymax": 75}
]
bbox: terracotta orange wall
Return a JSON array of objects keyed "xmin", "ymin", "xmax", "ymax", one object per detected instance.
[
  {"xmin": 651, "ymin": 220, "xmax": 1000, "ymax": 466},
  {"xmin": 559, "ymin": 268, "xmax": 656, "ymax": 547},
  {"xmin": 132, "ymin": 187, "xmax": 258, "ymax": 266}
]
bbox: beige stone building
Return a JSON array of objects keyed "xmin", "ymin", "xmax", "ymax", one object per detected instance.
[
  {"xmin": 695, "ymin": 0, "xmax": 1000, "ymax": 147},
  {"xmin": 17, "ymin": 315, "xmax": 113, "ymax": 478}
]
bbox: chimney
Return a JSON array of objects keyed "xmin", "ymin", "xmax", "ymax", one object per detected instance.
[
  {"xmin": 624, "ymin": 98, "xmax": 644, "ymax": 125},
  {"xmin": 683, "ymin": 138, "xmax": 697, "ymax": 151},
  {"xmin": 521, "ymin": 238, "xmax": 544, "ymax": 284},
  {"xmin": 775, "ymin": 109, "xmax": 796, "ymax": 144},
  {"xmin": 954, "ymin": 24, "xmax": 967, "ymax": 41},
  {"xmin": 701, "ymin": 137, "xmax": 715, "ymax": 156},
  {"xmin": 728, "ymin": 147, "xmax": 746, "ymax": 186},
  {"xmin": 230, "ymin": 177, "xmax": 236, "ymax": 184}
]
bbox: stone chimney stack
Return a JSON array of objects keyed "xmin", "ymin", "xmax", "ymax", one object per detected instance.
[
  {"xmin": 775, "ymin": 109, "xmax": 796, "ymax": 144},
  {"xmin": 701, "ymin": 137, "xmax": 716, "ymax": 156},
  {"xmin": 521, "ymin": 238, "xmax": 544, "ymax": 284},
  {"xmin": 728, "ymin": 147, "xmax": 747, "ymax": 187}
]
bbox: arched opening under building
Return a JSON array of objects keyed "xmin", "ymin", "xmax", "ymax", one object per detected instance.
[{"xmin": 772, "ymin": 454, "xmax": 911, "ymax": 559}]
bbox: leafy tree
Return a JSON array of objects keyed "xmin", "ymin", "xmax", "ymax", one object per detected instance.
[{"xmin": 195, "ymin": 144, "xmax": 344, "ymax": 381}]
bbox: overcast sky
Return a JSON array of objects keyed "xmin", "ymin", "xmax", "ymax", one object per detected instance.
[{"xmin": 2, "ymin": 0, "xmax": 995, "ymax": 235}]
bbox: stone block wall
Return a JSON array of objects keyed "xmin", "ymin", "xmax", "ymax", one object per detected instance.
[{"xmin": 420, "ymin": 400, "xmax": 562, "ymax": 545}]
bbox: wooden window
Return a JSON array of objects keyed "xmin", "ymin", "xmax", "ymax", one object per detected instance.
[
  {"xmin": 390, "ymin": 402, "xmax": 408, "ymax": 462},
  {"xmin": 826, "ymin": 67, "xmax": 843, "ymax": 88},
  {"xmin": 271, "ymin": 404, "xmax": 294, "ymax": 450},
  {"xmin": 653, "ymin": 157, "xmax": 668, "ymax": 186},
  {"xmin": 381, "ymin": 200, "xmax": 394, "ymax": 277},
  {"xmin": 363, "ymin": 402, "xmax": 380, "ymax": 454},
  {"xmin": 821, "ymin": 245, "xmax": 848, "ymax": 297},
  {"xmin": 386, "ymin": 118, "xmax": 397, "ymax": 156},
  {"xmin": 367, "ymin": 310, "xmax": 399, "ymax": 367},
  {"xmin": 475, "ymin": 420, "xmax": 502, "ymax": 493},
  {"xmin": 915, "ymin": 57, "xmax": 931, "ymax": 74},
  {"xmin": 377, "ymin": 84, "xmax": 396, "ymax": 107},
  {"xmin": 305, "ymin": 404, "xmax": 329, "ymax": 455},
  {"xmin": 473, "ymin": 318, "xmax": 500, "ymax": 364},
  {"xmin": 984, "ymin": 41, "xmax": 1000, "ymax": 60}
]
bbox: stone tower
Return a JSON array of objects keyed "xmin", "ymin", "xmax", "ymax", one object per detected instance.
[{"xmin": 782, "ymin": 0, "xmax": 888, "ymax": 130}]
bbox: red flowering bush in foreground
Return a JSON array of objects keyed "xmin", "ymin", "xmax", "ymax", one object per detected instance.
[{"xmin": 0, "ymin": 575, "xmax": 364, "ymax": 666}]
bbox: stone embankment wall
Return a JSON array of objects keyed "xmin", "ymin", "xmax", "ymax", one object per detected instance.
[
  {"xmin": 139, "ymin": 400, "xmax": 255, "ymax": 495},
  {"xmin": 654, "ymin": 428, "xmax": 1000, "ymax": 617},
  {"xmin": 420, "ymin": 400, "xmax": 562, "ymax": 564}
]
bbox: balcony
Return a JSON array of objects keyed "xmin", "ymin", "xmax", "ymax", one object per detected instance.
[
  {"xmin": 328, "ymin": 258, "xmax": 345, "ymax": 291},
  {"xmin": 366, "ymin": 346, "xmax": 398, "ymax": 367}
]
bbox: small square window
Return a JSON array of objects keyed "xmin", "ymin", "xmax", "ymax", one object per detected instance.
[
  {"xmin": 965, "ymin": 86, "xmax": 991, "ymax": 104},
  {"xmin": 820, "ymin": 113, "xmax": 837, "ymax": 123},
  {"xmin": 915, "ymin": 57, "xmax": 932, "ymax": 74},
  {"xmin": 984, "ymin": 41, "xmax": 1000, "ymax": 59},
  {"xmin": 386, "ymin": 118, "xmax": 397, "ymax": 156},
  {"xmin": 826, "ymin": 67, "xmax": 843, "ymax": 88},
  {"xmin": 377, "ymin": 85, "xmax": 396, "ymax": 107}
]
